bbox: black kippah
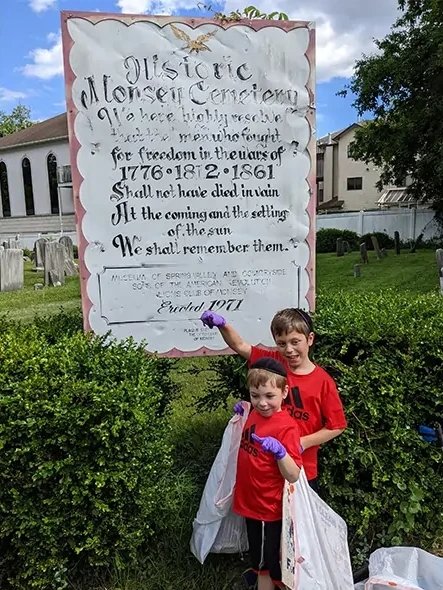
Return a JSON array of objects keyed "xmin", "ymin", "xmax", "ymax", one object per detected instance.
[
  {"xmin": 250, "ymin": 357, "xmax": 287, "ymax": 377},
  {"xmin": 296, "ymin": 308, "xmax": 313, "ymax": 332}
]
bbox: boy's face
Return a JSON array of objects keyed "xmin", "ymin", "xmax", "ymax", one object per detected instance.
[
  {"xmin": 273, "ymin": 329, "xmax": 314, "ymax": 370},
  {"xmin": 249, "ymin": 380, "xmax": 288, "ymax": 417}
]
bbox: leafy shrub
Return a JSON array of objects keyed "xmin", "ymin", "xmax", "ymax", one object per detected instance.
[
  {"xmin": 26, "ymin": 308, "xmax": 176, "ymax": 415},
  {"xmin": 197, "ymin": 291, "xmax": 443, "ymax": 565},
  {"xmin": 360, "ymin": 231, "xmax": 394, "ymax": 250},
  {"xmin": 419, "ymin": 237, "xmax": 443, "ymax": 250},
  {"xmin": 0, "ymin": 327, "xmax": 175, "ymax": 589},
  {"xmin": 316, "ymin": 228, "xmax": 360, "ymax": 253},
  {"xmin": 32, "ymin": 308, "xmax": 83, "ymax": 342}
]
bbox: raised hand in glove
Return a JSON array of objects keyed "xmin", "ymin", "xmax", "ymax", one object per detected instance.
[{"xmin": 200, "ymin": 310, "xmax": 226, "ymax": 329}]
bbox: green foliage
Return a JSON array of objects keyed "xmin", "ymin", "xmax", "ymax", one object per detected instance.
[
  {"xmin": 213, "ymin": 4, "xmax": 288, "ymax": 22},
  {"xmin": 0, "ymin": 105, "xmax": 33, "ymax": 137},
  {"xmin": 0, "ymin": 324, "xmax": 175, "ymax": 589},
  {"xmin": 315, "ymin": 290, "xmax": 443, "ymax": 561},
  {"xmin": 197, "ymin": 291, "xmax": 443, "ymax": 564},
  {"xmin": 316, "ymin": 228, "xmax": 360, "ymax": 253},
  {"xmin": 343, "ymin": 1, "xmax": 443, "ymax": 222},
  {"xmin": 316, "ymin": 229, "xmax": 396, "ymax": 253},
  {"xmin": 31, "ymin": 308, "xmax": 84, "ymax": 343},
  {"xmin": 196, "ymin": 354, "xmax": 248, "ymax": 411},
  {"xmin": 360, "ymin": 232, "xmax": 395, "ymax": 251}
]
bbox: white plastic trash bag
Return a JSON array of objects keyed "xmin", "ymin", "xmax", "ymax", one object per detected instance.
[
  {"xmin": 190, "ymin": 402, "xmax": 250, "ymax": 563},
  {"xmin": 363, "ymin": 546, "xmax": 443, "ymax": 590},
  {"xmin": 282, "ymin": 469, "xmax": 354, "ymax": 590},
  {"xmin": 211, "ymin": 510, "xmax": 248, "ymax": 554}
]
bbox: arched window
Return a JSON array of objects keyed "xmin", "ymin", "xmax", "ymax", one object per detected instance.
[
  {"xmin": 47, "ymin": 153, "xmax": 59, "ymax": 214},
  {"xmin": 0, "ymin": 161, "xmax": 11, "ymax": 217},
  {"xmin": 22, "ymin": 157, "xmax": 35, "ymax": 216}
]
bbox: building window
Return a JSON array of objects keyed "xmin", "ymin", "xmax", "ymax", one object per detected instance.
[
  {"xmin": 22, "ymin": 157, "xmax": 35, "ymax": 215},
  {"xmin": 316, "ymin": 152, "xmax": 324, "ymax": 179},
  {"xmin": 317, "ymin": 188, "xmax": 324, "ymax": 203},
  {"xmin": 347, "ymin": 177, "xmax": 363, "ymax": 191},
  {"xmin": 347, "ymin": 144, "xmax": 354, "ymax": 158},
  {"xmin": 47, "ymin": 153, "xmax": 59, "ymax": 214},
  {"xmin": 0, "ymin": 161, "xmax": 11, "ymax": 217}
]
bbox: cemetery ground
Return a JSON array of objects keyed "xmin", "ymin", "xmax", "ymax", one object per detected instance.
[
  {"xmin": 0, "ymin": 248, "xmax": 439, "ymax": 323},
  {"xmin": 1, "ymin": 247, "xmax": 442, "ymax": 590}
]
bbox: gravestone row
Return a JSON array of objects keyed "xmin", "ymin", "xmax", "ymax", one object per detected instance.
[{"xmin": 34, "ymin": 236, "xmax": 78, "ymax": 285}]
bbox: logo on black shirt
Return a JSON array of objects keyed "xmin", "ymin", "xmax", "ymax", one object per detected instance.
[
  {"xmin": 240, "ymin": 424, "xmax": 258, "ymax": 457},
  {"xmin": 285, "ymin": 386, "xmax": 309, "ymax": 421}
]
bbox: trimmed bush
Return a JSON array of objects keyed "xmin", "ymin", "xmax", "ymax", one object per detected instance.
[
  {"xmin": 316, "ymin": 228, "xmax": 360, "ymax": 253},
  {"xmin": 198, "ymin": 291, "xmax": 443, "ymax": 565},
  {"xmin": 0, "ymin": 326, "xmax": 175, "ymax": 589},
  {"xmin": 360, "ymin": 231, "xmax": 395, "ymax": 250}
]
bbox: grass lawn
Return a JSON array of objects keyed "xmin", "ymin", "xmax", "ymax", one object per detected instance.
[
  {"xmin": 0, "ymin": 261, "xmax": 81, "ymax": 322},
  {"xmin": 316, "ymin": 248, "xmax": 440, "ymax": 293},
  {"xmin": 0, "ymin": 249, "xmax": 439, "ymax": 323}
]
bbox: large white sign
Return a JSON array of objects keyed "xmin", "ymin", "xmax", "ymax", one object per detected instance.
[{"xmin": 62, "ymin": 13, "xmax": 316, "ymax": 355}]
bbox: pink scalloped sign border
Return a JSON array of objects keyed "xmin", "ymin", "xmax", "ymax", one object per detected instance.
[{"xmin": 61, "ymin": 12, "xmax": 316, "ymax": 357}]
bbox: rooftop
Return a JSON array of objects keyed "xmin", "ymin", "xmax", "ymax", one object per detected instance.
[{"xmin": 0, "ymin": 113, "xmax": 67, "ymax": 152}]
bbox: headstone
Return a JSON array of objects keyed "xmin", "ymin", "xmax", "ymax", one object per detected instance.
[
  {"xmin": 34, "ymin": 238, "xmax": 47, "ymax": 269},
  {"xmin": 0, "ymin": 249, "xmax": 24, "ymax": 292},
  {"xmin": 360, "ymin": 243, "xmax": 369, "ymax": 264},
  {"xmin": 381, "ymin": 248, "xmax": 387, "ymax": 257},
  {"xmin": 64, "ymin": 258, "xmax": 78, "ymax": 277},
  {"xmin": 3, "ymin": 238, "xmax": 20, "ymax": 249},
  {"xmin": 44, "ymin": 242, "xmax": 65, "ymax": 286},
  {"xmin": 59, "ymin": 236, "xmax": 74, "ymax": 261},
  {"xmin": 343, "ymin": 240, "xmax": 350, "ymax": 254},
  {"xmin": 370, "ymin": 235, "xmax": 383, "ymax": 260},
  {"xmin": 336, "ymin": 237, "xmax": 344, "ymax": 257},
  {"xmin": 394, "ymin": 231, "xmax": 401, "ymax": 255},
  {"xmin": 410, "ymin": 232, "xmax": 423, "ymax": 254},
  {"xmin": 436, "ymin": 249, "xmax": 443, "ymax": 294},
  {"xmin": 354, "ymin": 264, "xmax": 361, "ymax": 278},
  {"xmin": 48, "ymin": 272, "xmax": 62, "ymax": 287}
]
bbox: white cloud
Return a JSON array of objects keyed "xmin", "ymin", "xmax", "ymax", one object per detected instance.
[
  {"xmin": 29, "ymin": 0, "xmax": 57, "ymax": 13},
  {"xmin": 117, "ymin": 0, "xmax": 198, "ymax": 15},
  {"xmin": 223, "ymin": 0, "xmax": 400, "ymax": 82},
  {"xmin": 22, "ymin": 33, "xmax": 63, "ymax": 80},
  {"xmin": 0, "ymin": 88, "xmax": 27, "ymax": 102}
]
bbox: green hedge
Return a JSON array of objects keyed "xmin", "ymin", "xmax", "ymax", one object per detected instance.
[
  {"xmin": 316, "ymin": 228, "xmax": 398, "ymax": 253},
  {"xmin": 316, "ymin": 228, "xmax": 360, "ymax": 253},
  {"xmin": 200, "ymin": 291, "xmax": 443, "ymax": 565},
  {"xmin": 0, "ymin": 321, "xmax": 175, "ymax": 589}
]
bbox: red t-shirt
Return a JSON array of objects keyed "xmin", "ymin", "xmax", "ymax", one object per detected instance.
[
  {"xmin": 249, "ymin": 347, "xmax": 347, "ymax": 480},
  {"xmin": 233, "ymin": 409, "xmax": 302, "ymax": 522}
]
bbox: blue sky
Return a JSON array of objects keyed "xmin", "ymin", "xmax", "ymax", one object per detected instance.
[{"xmin": 0, "ymin": 0, "xmax": 400, "ymax": 137}]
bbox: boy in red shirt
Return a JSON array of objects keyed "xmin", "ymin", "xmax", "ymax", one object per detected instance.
[
  {"xmin": 201, "ymin": 308, "xmax": 346, "ymax": 491},
  {"xmin": 234, "ymin": 357, "xmax": 302, "ymax": 590}
]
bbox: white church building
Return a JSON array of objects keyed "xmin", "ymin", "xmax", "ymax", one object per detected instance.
[{"xmin": 0, "ymin": 113, "xmax": 76, "ymax": 247}]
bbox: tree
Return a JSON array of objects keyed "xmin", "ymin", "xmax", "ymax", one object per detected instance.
[
  {"xmin": 344, "ymin": 0, "xmax": 443, "ymax": 222},
  {"xmin": 0, "ymin": 105, "xmax": 33, "ymax": 137}
]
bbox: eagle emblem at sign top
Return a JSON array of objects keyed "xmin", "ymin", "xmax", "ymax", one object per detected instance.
[{"xmin": 170, "ymin": 23, "xmax": 218, "ymax": 54}]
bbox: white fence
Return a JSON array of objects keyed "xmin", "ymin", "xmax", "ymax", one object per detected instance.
[{"xmin": 316, "ymin": 208, "xmax": 439, "ymax": 241}]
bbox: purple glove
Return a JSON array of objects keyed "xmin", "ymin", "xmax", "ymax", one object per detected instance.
[
  {"xmin": 251, "ymin": 434, "xmax": 287, "ymax": 461},
  {"xmin": 233, "ymin": 402, "xmax": 244, "ymax": 416},
  {"xmin": 200, "ymin": 310, "xmax": 226, "ymax": 329}
]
